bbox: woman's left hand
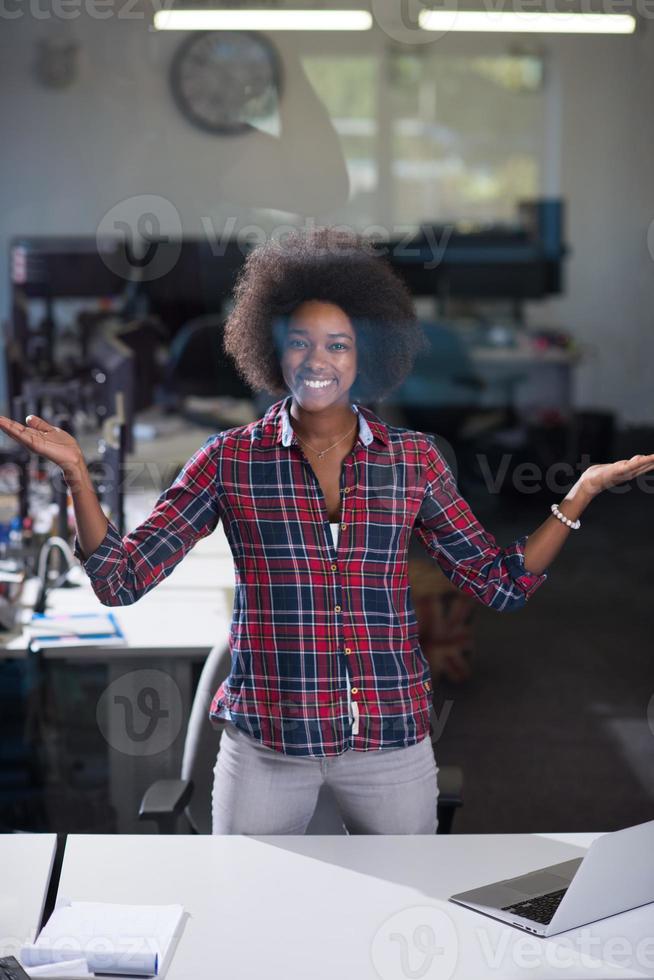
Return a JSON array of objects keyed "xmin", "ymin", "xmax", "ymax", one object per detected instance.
[{"xmin": 579, "ymin": 454, "xmax": 654, "ymax": 498}]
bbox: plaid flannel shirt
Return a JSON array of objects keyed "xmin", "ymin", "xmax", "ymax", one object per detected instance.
[{"xmin": 74, "ymin": 395, "xmax": 547, "ymax": 756}]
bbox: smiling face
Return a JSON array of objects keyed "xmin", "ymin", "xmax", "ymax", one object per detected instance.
[{"xmin": 279, "ymin": 300, "xmax": 358, "ymax": 411}]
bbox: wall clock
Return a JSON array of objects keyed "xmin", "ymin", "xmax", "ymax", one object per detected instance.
[{"xmin": 170, "ymin": 30, "xmax": 282, "ymax": 135}]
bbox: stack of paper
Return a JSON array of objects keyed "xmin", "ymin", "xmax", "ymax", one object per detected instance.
[
  {"xmin": 28, "ymin": 612, "xmax": 127, "ymax": 650},
  {"xmin": 20, "ymin": 900, "xmax": 184, "ymax": 976}
]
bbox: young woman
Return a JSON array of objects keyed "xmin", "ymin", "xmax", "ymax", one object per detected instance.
[{"xmin": 1, "ymin": 228, "xmax": 653, "ymax": 836}]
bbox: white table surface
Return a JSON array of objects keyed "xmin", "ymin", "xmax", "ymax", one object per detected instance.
[
  {"xmin": 54, "ymin": 833, "xmax": 654, "ymax": 980},
  {"xmin": 0, "ymin": 834, "xmax": 57, "ymax": 959},
  {"xmin": 2, "ymin": 526, "xmax": 235, "ymax": 659}
]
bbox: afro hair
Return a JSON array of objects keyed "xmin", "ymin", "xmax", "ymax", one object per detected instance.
[{"xmin": 222, "ymin": 226, "xmax": 429, "ymax": 403}]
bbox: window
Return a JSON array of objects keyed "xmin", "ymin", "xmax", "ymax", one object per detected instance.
[
  {"xmin": 301, "ymin": 54, "xmax": 379, "ymax": 227},
  {"xmin": 389, "ymin": 52, "xmax": 546, "ymax": 226}
]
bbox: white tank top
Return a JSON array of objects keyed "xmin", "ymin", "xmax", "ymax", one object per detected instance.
[{"xmin": 328, "ymin": 522, "xmax": 355, "ymax": 729}]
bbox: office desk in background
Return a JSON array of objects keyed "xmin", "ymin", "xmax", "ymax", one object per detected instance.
[
  {"xmin": 53, "ymin": 831, "xmax": 654, "ymax": 980},
  {"xmin": 469, "ymin": 343, "xmax": 580, "ymax": 416},
  {"xmin": 0, "ymin": 834, "xmax": 56, "ymax": 959},
  {"xmin": 2, "ymin": 472, "xmax": 236, "ymax": 833}
]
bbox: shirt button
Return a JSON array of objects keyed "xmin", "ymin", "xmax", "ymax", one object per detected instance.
[
  {"xmin": 340, "ymin": 522, "xmax": 347, "ymax": 531},
  {"xmin": 424, "ymin": 680, "xmax": 432, "ymax": 691},
  {"xmin": 334, "ymin": 605, "xmax": 341, "ymax": 613},
  {"xmin": 344, "ymin": 487, "xmax": 351, "ymax": 494},
  {"xmin": 351, "ymin": 687, "xmax": 358, "ymax": 694},
  {"xmin": 330, "ymin": 563, "xmax": 337, "ymax": 571},
  {"xmin": 344, "ymin": 647, "xmax": 352, "ymax": 654}
]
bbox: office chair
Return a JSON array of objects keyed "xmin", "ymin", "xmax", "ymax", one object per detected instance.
[
  {"xmin": 139, "ymin": 643, "xmax": 463, "ymax": 835},
  {"xmin": 390, "ymin": 320, "xmax": 526, "ymax": 492},
  {"xmin": 158, "ymin": 315, "xmax": 254, "ymax": 426}
]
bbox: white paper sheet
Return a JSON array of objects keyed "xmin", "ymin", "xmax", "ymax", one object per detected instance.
[{"xmin": 25, "ymin": 957, "xmax": 93, "ymax": 978}]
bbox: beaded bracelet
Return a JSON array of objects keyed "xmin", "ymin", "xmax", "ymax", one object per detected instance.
[{"xmin": 551, "ymin": 502, "xmax": 581, "ymax": 530}]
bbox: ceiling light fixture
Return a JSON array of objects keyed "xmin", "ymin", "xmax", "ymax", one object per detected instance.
[
  {"xmin": 154, "ymin": 9, "xmax": 373, "ymax": 31},
  {"xmin": 418, "ymin": 9, "xmax": 635, "ymax": 33}
]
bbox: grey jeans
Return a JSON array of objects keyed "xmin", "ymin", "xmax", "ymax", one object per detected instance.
[{"xmin": 212, "ymin": 720, "xmax": 439, "ymax": 835}]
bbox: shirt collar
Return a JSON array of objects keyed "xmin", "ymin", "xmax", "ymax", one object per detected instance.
[{"xmin": 257, "ymin": 394, "xmax": 389, "ymax": 449}]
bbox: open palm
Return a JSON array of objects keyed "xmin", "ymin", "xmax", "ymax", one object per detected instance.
[
  {"xmin": 581, "ymin": 454, "xmax": 654, "ymax": 496},
  {"xmin": 0, "ymin": 414, "xmax": 83, "ymax": 473}
]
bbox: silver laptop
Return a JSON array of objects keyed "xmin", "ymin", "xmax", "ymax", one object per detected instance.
[{"xmin": 449, "ymin": 818, "xmax": 654, "ymax": 937}]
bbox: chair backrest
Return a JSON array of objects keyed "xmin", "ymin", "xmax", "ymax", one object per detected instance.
[
  {"xmin": 180, "ymin": 643, "xmax": 231, "ymax": 834},
  {"xmin": 163, "ymin": 316, "xmax": 252, "ymax": 401},
  {"xmin": 394, "ymin": 320, "xmax": 479, "ymax": 408}
]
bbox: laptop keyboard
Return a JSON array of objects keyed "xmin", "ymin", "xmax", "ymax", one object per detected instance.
[
  {"xmin": 0, "ymin": 957, "xmax": 30, "ymax": 980},
  {"xmin": 502, "ymin": 887, "xmax": 568, "ymax": 924}
]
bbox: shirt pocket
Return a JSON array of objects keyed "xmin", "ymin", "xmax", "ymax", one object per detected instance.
[{"xmin": 358, "ymin": 680, "xmax": 432, "ymax": 738}]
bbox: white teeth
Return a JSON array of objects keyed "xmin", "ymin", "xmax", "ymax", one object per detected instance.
[{"xmin": 303, "ymin": 379, "xmax": 334, "ymax": 388}]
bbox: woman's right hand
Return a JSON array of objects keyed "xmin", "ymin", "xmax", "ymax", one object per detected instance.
[{"xmin": 0, "ymin": 414, "xmax": 85, "ymax": 475}]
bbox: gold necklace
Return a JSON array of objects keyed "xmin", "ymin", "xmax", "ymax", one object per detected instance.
[{"xmin": 294, "ymin": 419, "xmax": 358, "ymax": 460}]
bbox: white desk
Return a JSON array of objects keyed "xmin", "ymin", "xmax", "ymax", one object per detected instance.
[
  {"xmin": 0, "ymin": 834, "xmax": 57, "ymax": 959},
  {"xmin": 469, "ymin": 343, "xmax": 580, "ymax": 418},
  {"xmin": 56, "ymin": 833, "xmax": 654, "ymax": 980}
]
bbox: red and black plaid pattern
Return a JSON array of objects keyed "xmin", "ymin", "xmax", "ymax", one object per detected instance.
[{"xmin": 74, "ymin": 395, "xmax": 546, "ymax": 756}]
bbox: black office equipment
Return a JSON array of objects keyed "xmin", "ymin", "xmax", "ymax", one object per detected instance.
[
  {"xmin": 9, "ymin": 205, "xmax": 566, "ymax": 359},
  {"xmin": 378, "ymin": 198, "xmax": 567, "ymax": 315},
  {"xmin": 70, "ymin": 332, "xmax": 134, "ymax": 534},
  {"xmin": 8, "ymin": 236, "xmax": 131, "ymax": 396},
  {"xmin": 19, "ymin": 378, "xmax": 93, "ymax": 542},
  {"xmin": 88, "ymin": 333, "xmax": 136, "ymax": 456},
  {"xmin": 6, "ymin": 235, "xmax": 248, "ymax": 412},
  {"xmin": 0, "ymin": 956, "xmax": 30, "ymax": 980},
  {"xmin": 32, "ymin": 538, "xmax": 81, "ymax": 615},
  {"xmin": 10, "ymin": 236, "xmax": 130, "ymax": 300}
]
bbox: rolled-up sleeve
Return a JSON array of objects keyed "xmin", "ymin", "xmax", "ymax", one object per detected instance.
[
  {"xmin": 412, "ymin": 437, "xmax": 547, "ymax": 611},
  {"xmin": 73, "ymin": 434, "xmax": 223, "ymax": 606}
]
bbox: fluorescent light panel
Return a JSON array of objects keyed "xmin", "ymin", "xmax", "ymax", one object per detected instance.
[
  {"xmin": 419, "ymin": 9, "xmax": 636, "ymax": 32},
  {"xmin": 153, "ymin": 9, "xmax": 373, "ymax": 30}
]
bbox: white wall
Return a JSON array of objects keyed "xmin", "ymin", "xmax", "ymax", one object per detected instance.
[
  {"xmin": 531, "ymin": 32, "xmax": 654, "ymax": 427},
  {"xmin": 1, "ymin": 2, "xmax": 653, "ymax": 424}
]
